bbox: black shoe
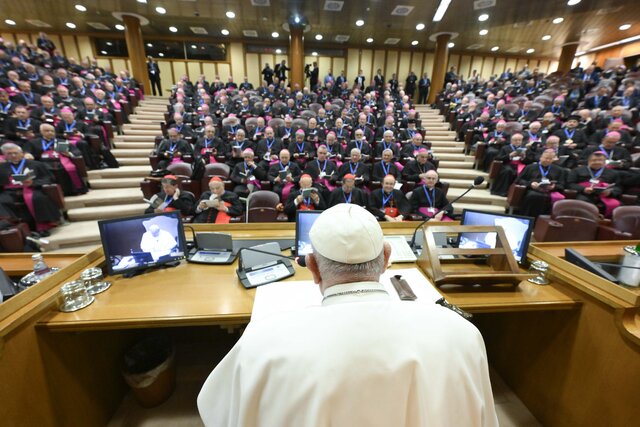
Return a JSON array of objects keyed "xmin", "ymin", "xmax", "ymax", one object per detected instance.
[{"xmin": 38, "ymin": 230, "xmax": 51, "ymax": 237}]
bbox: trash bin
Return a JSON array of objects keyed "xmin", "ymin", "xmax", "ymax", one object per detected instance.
[{"xmin": 122, "ymin": 336, "xmax": 176, "ymax": 407}]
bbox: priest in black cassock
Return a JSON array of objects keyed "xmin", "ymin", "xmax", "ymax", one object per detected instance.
[
  {"xmin": 283, "ymin": 174, "xmax": 327, "ymax": 221},
  {"xmin": 328, "ymin": 174, "xmax": 367, "ymax": 207},
  {"xmin": 491, "ymin": 133, "xmax": 527, "ymax": 197},
  {"xmin": 567, "ymin": 152, "xmax": 622, "ymax": 218},
  {"xmin": 337, "ymin": 148, "xmax": 370, "ymax": 186},
  {"xmin": 401, "ymin": 150, "xmax": 436, "ymax": 183},
  {"xmin": 409, "ymin": 170, "xmax": 453, "ymax": 221},
  {"xmin": 144, "ymin": 175, "xmax": 195, "ymax": 217},
  {"xmin": 0, "ymin": 143, "xmax": 60, "ymax": 235},
  {"xmin": 372, "ymin": 149, "xmax": 401, "ymax": 182},
  {"xmin": 368, "ymin": 175, "xmax": 410, "ymax": 222},
  {"xmin": 155, "ymin": 128, "xmax": 193, "ymax": 171},
  {"xmin": 515, "ymin": 149, "xmax": 567, "ymax": 218},
  {"xmin": 267, "ymin": 149, "xmax": 302, "ymax": 201},
  {"xmin": 193, "ymin": 177, "xmax": 243, "ymax": 223}
]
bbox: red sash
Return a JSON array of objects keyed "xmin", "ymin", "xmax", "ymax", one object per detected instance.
[
  {"xmin": 281, "ymin": 182, "xmax": 294, "ymax": 201},
  {"xmin": 299, "ymin": 203, "xmax": 315, "ymax": 211},
  {"xmin": 215, "ymin": 202, "xmax": 232, "ymax": 223}
]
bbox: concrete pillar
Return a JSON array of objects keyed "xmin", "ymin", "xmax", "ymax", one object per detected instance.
[
  {"xmin": 428, "ymin": 33, "xmax": 452, "ymax": 104},
  {"xmin": 289, "ymin": 26, "xmax": 304, "ymax": 89},
  {"xmin": 558, "ymin": 42, "xmax": 580, "ymax": 75},
  {"xmin": 123, "ymin": 15, "xmax": 150, "ymax": 95}
]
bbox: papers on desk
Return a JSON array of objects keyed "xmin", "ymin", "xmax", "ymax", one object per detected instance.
[{"xmin": 251, "ymin": 268, "xmax": 442, "ymax": 321}]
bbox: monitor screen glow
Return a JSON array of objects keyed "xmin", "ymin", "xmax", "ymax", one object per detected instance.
[{"xmin": 295, "ymin": 211, "xmax": 323, "ymax": 257}]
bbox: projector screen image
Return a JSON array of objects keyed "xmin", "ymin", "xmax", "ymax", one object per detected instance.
[
  {"xmin": 99, "ymin": 211, "xmax": 186, "ymax": 275},
  {"xmin": 460, "ymin": 210, "xmax": 534, "ymax": 263}
]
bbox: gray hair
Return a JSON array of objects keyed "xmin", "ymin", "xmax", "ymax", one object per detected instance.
[
  {"xmin": 314, "ymin": 249, "xmax": 385, "ymax": 283},
  {"xmin": 1, "ymin": 143, "xmax": 22, "ymax": 154}
]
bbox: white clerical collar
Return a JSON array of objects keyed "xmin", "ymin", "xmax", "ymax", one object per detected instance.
[{"xmin": 322, "ymin": 281, "xmax": 389, "ymax": 306}]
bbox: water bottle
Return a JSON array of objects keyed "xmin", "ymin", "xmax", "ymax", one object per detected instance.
[{"xmin": 32, "ymin": 254, "xmax": 52, "ymax": 279}]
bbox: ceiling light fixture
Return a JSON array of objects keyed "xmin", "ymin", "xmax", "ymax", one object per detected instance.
[
  {"xmin": 479, "ymin": 29, "xmax": 488, "ymax": 35},
  {"xmin": 146, "ymin": 43, "xmax": 153, "ymax": 47},
  {"xmin": 101, "ymin": 50, "xmax": 107, "ymax": 55},
  {"xmin": 416, "ymin": 23, "xmax": 425, "ymax": 31},
  {"xmin": 5, "ymin": 19, "xmax": 16, "ymax": 26},
  {"xmin": 366, "ymin": 37, "xmax": 374, "ymax": 43},
  {"xmin": 526, "ymin": 48, "xmax": 535, "ymax": 54},
  {"xmin": 433, "ymin": 0, "xmax": 451, "ymax": 22},
  {"xmin": 294, "ymin": 16, "xmax": 300, "ymax": 24},
  {"xmin": 619, "ymin": 24, "xmax": 631, "ymax": 31},
  {"xmin": 315, "ymin": 34, "xmax": 323, "ymax": 40},
  {"xmin": 478, "ymin": 14, "xmax": 489, "ymax": 22},
  {"xmin": 66, "ymin": 22, "xmax": 76, "ymax": 29},
  {"xmin": 155, "ymin": 6, "xmax": 166, "ymax": 14},
  {"xmin": 158, "ymin": 53, "xmax": 164, "ymax": 57},
  {"xmin": 115, "ymin": 24, "xmax": 125, "ymax": 30},
  {"xmin": 447, "ymin": 42, "xmax": 455, "ymax": 48},
  {"xmin": 75, "ymin": 5, "xmax": 87, "ymax": 12},
  {"xmin": 275, "ymin": 49, "xmax": 282, "ymax": 54},
  {"xmin": 355, "ymin": 19, "xmax": 364, "ymax": 26},
  {"xmin": 575, "ymin": 34, "xmax": 640, "ymax": 55},
  {"xmin": 226, "ymin": 11, "xmax": 236, "ymax": 19},
  {"xmin": 191, "ymin": 45, "xmax": 197, "ymax": 49},
  {"xmin": 169, "ymin": 26, "xmax": 178, "ymax": 33},
  {"xmin": 137, "ymin": 0, "xmax": 147, "ymax": 3},
  {"xmin": 272, "ymin": 32, "xmax": 279, "ymax": 38},
  {"xmin": 567, "ymin": 0, "xmax": 581, "ymax": 5},
  {"xmin": 312, "ymin": 52, "xmax": 318, "ymax": 56},
  {"xmin": 411, "ymin": 40, "xmax": 419, "ymax": 46},
  {"xmin": 542, "ymin": 35, "xmax": 552, "ymax": 40},
  {"xmin": 552, "ymin": 17, "xmax": 564, "ymax": 24},
  {"xmin": 491, "ymin": 46, "xmax": 499, "ymax": 51},
  {"xmin": 221, "ymin": 29, "xmax": 230, "ymax": 35}
]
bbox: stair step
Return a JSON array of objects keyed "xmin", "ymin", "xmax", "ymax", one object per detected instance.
[
  {"xmin": 428, "ymin": 141, "xmax": 463, "ymax": 148},
  {"xmin": 64, "ymin": 188, "xmax": 143, "ymax": 210},
  {"xmin": 438, "ymin": 161, "xmax": 474, "ymax": 169},
  {"xmin": 447, "ymin": 188, "xmax": 507, "ymax": 207},
  {"xmin": 43, "ymin": 220, "xmax": 101, "ymax": 250},
  {"xmin": 430, "ymin": 147, "xmax": 464, "ymax": 154},
  {"xmin": 437, "ymin": 168, "xmax": 487, "ymax": 180},
  {"xmin": 433, "ymin": 153, "xmax": 470, "ymax": 161},
  {"xmin": 118, "ymin": 157, "xmax": 151, "ymax": 166},
  {"xmin": 90, "ymin": 177, "xmax": 143, "ymax": 189},
  {"xmin": 67, "ymin": 203, "xmax": 149, "ymax": 222},
  {"xmin": 442, "ymin": 178, "xmax": 489, "ymax": 189},
  {"xmin": 113, "ymin": 141, "xmax": 155, "ymax": 149},
  {"xmin": 88, "ymin": 165, "xmax": 151, "ymax": 179},
  {"xmin": 115, "ymin": 135, "xmax": 158, "ymax": 142},
  {"xmin": 134, "ymin": 114, "xmax": 165, "ymax": 120},
  {"xmin": 123, "ymin": 124, "xmax": 161, "ymax": 131},
  {"xmin": 112, "ymin": 148, "xmax": 151, "ymax": 157}
]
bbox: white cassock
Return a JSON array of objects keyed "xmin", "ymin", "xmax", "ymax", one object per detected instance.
[
  {"xmin": 139, "ymin": 229, "xmax": 177, "ymax": 261},
  {"xmin": 198, "ymin": 281, "xmax": 499, "ymax": 427}
]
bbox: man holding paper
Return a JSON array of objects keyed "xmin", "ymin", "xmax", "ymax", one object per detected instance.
[
  {"xmin": 198, "ymin": 204, "xmax": 498, "ymax": 427},
  {"xmin": 194, "ymin": 177, "xmax": 243, "ymax": 223}
]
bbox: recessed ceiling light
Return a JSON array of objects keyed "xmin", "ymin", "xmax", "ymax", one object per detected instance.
[
  {"xmin": 411, "ymin": 40, "xmax": 419, "ymax": 46},
  {"xmin": 491, "ymin": 46, "xmax": 499, "ymax": 51},
  {"xmin": 75, "ymin": 4, "xmax": 87, "ymax": 12},
  {"xmin": 272, "ymin": 32, "xmax": 279, "ymax": 38},
  {"xmin": 552, "ymin": 17, "xmax": 564, "ymax": 24},
  {"xmin": 221, "ymin": 29, "xmax": 230, "ymax": 35},
  {"xmin": 275, "ymin": 49, "xmax": 282, "ymax": 54},
  {"xmin": 294, "ymin": 16, "xmax": 301, "ymax": 24},
  {"xmin": 526, "ymin": 48, "xmax": 535, "ymax": 54},
  {"xmin": 312, "ymin": 52, "xmax": 318, "ymax": 56},
  {"xmin": 5, "ymin": 19, "xmax": 16, "ymax": 26},
  {"xmin": 226, "ymin": 11, "xmax": 236, "ymax": 19},
  {"xmin": 355, "ymin": 19, "xmax": 365, "ymax": 26},
  {"xmin": 146, "ymin": 43, "xmax": 153, "ymax": 47},
  {"xmin": 106, "ymin": 42, "xmax": 113, "ymax": 46},
  {"xmin": 478, "ymin": 14, "xmax": 489, "ymax": 21},
  {"xmin": 315, "ymin": 34, "xmax": 323, "ymax": 40},
  {"xmin": 542, "ymin": 34, "xmax": 552, "ymax": 40},
  {"xmin": 567, "ymin": 0, "xmax": 581, "ymax": 5},
  {"xmin": 155, "ymin": 6, "xmax": 166, "ymax": 14},
  {"xmin": 448, "ymin": 42, "xmax": 455, "ymax": 48},
  {"xmin": 416, "ymin": 23, "xmax": 425, "ymax": 31},
  {"xmin": 169, "ymin": 26, "xmax": 178, "ymax": 33},
  {"xmin": 158, "ymin": 53, "xmax": 164, "ymax": 57},
  {"xmin": 115, "ymin": 24, "xmax": 125, "ymax": 30},
  {"xmin": 191, "ymin": 45, "xmax": 196, "ymax": 49},
  {"xmin": 101, "ymin": 50, "xmax": 107, "ymax": 55},
  {"xmin": 479, "ymin": 29, "xmax": 488, "ymax": 35},
  {"xmin": 137, "ymin": 0, "xmax": 147, "ymax": 3},
  {"xmin": 66, "ymin": 22, "xmax": 76, "ymax": 29},
  {"xmin": 366, "ymin": 37, "xmax": 374, "ymax": 43},
  {"xmin": 619, "ymin": 24, "xmax": 631, "ymax": 31}
]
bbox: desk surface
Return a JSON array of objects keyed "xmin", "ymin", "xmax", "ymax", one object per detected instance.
[
  {"xmin": 0, "ymin": 253, "xmax": 83, "ymax": 277},
  {"xmin": 38, "ymin": 223, "xmax": 579, "ymax": 332}
]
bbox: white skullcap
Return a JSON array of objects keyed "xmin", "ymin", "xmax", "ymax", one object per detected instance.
[{"xmin": 309, "ymin": 204, "xmax": 383, "ymax": 264}]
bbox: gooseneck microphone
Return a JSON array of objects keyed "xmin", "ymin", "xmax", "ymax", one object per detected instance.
[{"xmin": 408, "ymin": 176, "xmax": 485, "ymax": 251}]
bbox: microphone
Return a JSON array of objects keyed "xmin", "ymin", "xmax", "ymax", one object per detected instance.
[{"xmin": 408, "ymin": 176, "xmax": 485, "ymax": 251}]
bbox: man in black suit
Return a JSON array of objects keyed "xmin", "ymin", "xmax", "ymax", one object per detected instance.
[
  {"xmin": 418, "ymin": 73, "xmax": 430, "ymax": 104},
  {"xmin": 147, "ymin": 56, "xmax": 162, "ymax": 96},
  {"xmin": 584, "ymin": 87, "xmax": 610, "ymax": 110},
  {"xmin": 374, "ymin": 69, "xmax": 385, "ymax": 90},
  {"xmin": 309, "ymin": 62, "xmax": 319, "ymax": 91}
]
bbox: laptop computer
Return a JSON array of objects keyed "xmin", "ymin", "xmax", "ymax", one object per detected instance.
[{"xmin": 187, "ymin": 232, "xmax": 238, "ymax": 265}]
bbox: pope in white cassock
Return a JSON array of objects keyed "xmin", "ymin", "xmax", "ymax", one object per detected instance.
[
  {"xmin": 198, "ymin": 203, "xmax": 498, "ymax": 427},
  {"xmin": 139, "ymin": 224, "xmax": 177, "ymax": 261}
]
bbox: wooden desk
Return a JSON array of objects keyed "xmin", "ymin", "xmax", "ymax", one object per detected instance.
[{"xmin": 0, "ymin": 253, "xmax": 84, "ymax": 277}]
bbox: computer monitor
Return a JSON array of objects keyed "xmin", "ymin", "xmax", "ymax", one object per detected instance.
[
  {"xmin": 459, "ymin": 209, "xmax": 534, "ymax": 265},
  {"xmin": 295, "ymin": 210, "xmax": 323, "ymax": 257},
  {"xmin": 99, "ymin": 211, "xmax": 187, "ymax": 276}
]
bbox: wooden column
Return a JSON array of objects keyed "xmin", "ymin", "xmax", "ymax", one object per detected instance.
[
  {"xmin": 123, "ymin": 15, "xmax": 150, "ymax": 95},
  {"xmin": 428, "ymin": 33, "xmax": 451, "ymax": 104},
  {"xmin": 558, "ymin": 42, "xmax": 579, "ymax": 75},
  {"xmin": 289, "ymin": 26, "xmax": 304, "ymax": 89}
]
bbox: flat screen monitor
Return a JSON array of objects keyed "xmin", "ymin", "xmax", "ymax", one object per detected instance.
[
  {"xmin": 460, "ymin": 209, "xmax": 534, "ymax": 264},
  {"xmin": 295, "ymin": 210, "xmax": 323, "ymax": 257},
  {"xmin": 99, "ymin": 211, "xmax": 187, "ymax": 276}
]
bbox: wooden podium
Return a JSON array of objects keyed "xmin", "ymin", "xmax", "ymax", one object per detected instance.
[{"xmin": 416, "ymin": 225, "xmax": 534, "ymax": 286}]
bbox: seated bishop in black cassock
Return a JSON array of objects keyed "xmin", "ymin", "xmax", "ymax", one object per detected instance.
[
  {"xmin": 283, "ymin": 174, "xmax": 327, "ymax": 221},
  {"xmin": 328, "ymin": 175, "xmax": 367, "ymax": 207},
  {"xmin": 515, "ymin": 149, "xmax": 567, "ymax": 218},
  {"xmin": 193, "ymin": 177, "xmax": 243, "ymax": 223},
  {"xmin": 567, "ymin": 152, "xmax": 622, "ymax": 218},
  {"xmin": 367, "ymin": 176, "xmax": 410, "ymax": 222},
  {"xmin": 409, "ymin": 171, "xmax": 453, "ymax": 221}
]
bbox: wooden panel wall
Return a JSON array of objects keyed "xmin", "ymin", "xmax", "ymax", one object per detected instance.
[
  {"xmin": 229, "ymin": 42, "xmax": 245, "ymax": 80},
  {"xmin": 385, "ymin": 50, "xmax": 398, "ymax": 80},
  {"xmin": 187, "ymin": 62, "xmax": 201, "ymax": 81},
  {"xmin": 346, "ymin": 48, "xmax": 359, "ymax": 82},
  {"xmin": 459, "ymin": 55, "xmax": 472, "ymax": 79},
  {"xmin": 397, "ymin": 51, "xmax": 412, "ymax": 85},
  {"xmin": 422, "ymin": 53, "xmax": 435, "ymax": 78},
  {"xmin": 245, "ymin": 53, "xmax": 261, "ymax": 87}
]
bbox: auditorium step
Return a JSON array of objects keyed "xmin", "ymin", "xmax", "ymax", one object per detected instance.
[
  {"xmin": 88, "ymin": 165, "xmax": 151, "ymax": 180},
  {"xmin": 434, "ymin": 153, "xmax": 469, "ymax": 161},
  {"xmin": 438, "ymin": 161, "xmax": 474, "ymax": 169},
  {"xmin": 118, "ymin": 157, "xmax": 151, "ymax": 166},
  {"xmin": 443, "ymin": 178, "xmax": 489, "ymax": 189},
  {"xmin": 90, "ymin": 177, "xmax": 144, "ymax": 189},
  {"xmin": 112, "ymin": 148, "xmax": 151, "ymax": 158},
  {"xmin": 436, "ymin": 168, "xmax": 487, "ymax": 181},
  {"xmin": 113, "ymin": 141, "xmax": 155, "ymax": 149},
  {"xmin": 123, "ymin": 123, "xmax": 162, "ymax": 131},
  {"xmin": 447, "ymin": 188, "xmax": 506, "ymax": 207},
  {"xmin": 67, "ymin": 203, "xmax": 148, "ymax": 222},
  {"xmin": 64, "ymin": 188, "xmax": 143, "ymax": 210},
  {"xmin": 43, "ymin": 220, "xmax": 101, "ymax": 250},
  {"xmin": 114, "ymin": 135, "xmax": 158, "ymax": 142},
  {"xmin": 119, "ymin": 129, "xmax": 162, "ymax": 137}
]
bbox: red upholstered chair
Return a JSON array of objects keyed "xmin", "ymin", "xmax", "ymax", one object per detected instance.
[
  {"xmin": 533, "ymin": 199, "xmax": 604, "ymax": 242},
  {"xmin": 246, "ymin": 191, "xmax": 288, "ymax": 223},
  {"xmin": 0, "ymin": 221, "xmax": 31, "ymax": 252},
  {"xmin": 292, "ymin": 118, "xmax": 308, "ymax": 131},
  {"xmin": 268, "ymin": 118, "xmax": 284, "ymax": 133},
  {"xmin": 596, "ymin": 206, "xmax": 640, "ymax": 240},
  {"xmin": 200, "ymin": 163, "xmax": 233, "ymax": 192},
  {"xmin": 167, "ymin": 162, "xmax": 200, "ymax": 198},
  {"xmin": 506, "ymin": 183, "xmax": 527, "ymax": 214}
]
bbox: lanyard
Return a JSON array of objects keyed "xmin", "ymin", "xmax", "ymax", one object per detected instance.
[
  {"xmin": 64, "ymin": 121, "xmax": 76, "ymax": 133},
  {"xmin": 494, "ymin": 131, "xmax": 503, "ymax": 138},
  {"xmin": 169, "ymin": 143, "xmax": 177, "ymax": 152},
  {"xmin": 552, "ymin": 106, "xmax": 561, "ymax": 114},
  {"xmin": 564, "ymin": 128, "xmax": 575, "ymax": 139},
  {"xmin": 598, "ymin": 145, "xmax": 612, "ymax": 159},
  {"xmin": 381, "ymin": 161, "xmax": 390, "ymax": 176},
  {"xmin": 230, "ymin": 125, "xmax": 237, "ymax": 134},
  {"xmin": 349, "ymin": 162, "xmax": 358, "ymax": 175},
  {"xmin": 204, "ymin": 139, "xmax": 213, "ymax": 148},
  {"xmin": 164, "ymin": 194, "xmax": 173, "ymax": 204},
  {"xmin": 18, "ymin": 119, "xmax": 30, "ymax": 128},
  {"xmin": 1, "ymin": 102, "xmax": 12, "ymax": 113},
  {"xmin": 279, "ymin": 161, "xmax": 288, "ymax": 172},
  {"xmin": 317, "ymin": 159, "xmax": 327, "ymax": 173},
  {"xmin": 244, "ymin": 161, "xmax": 254, "ymax": 172},
  {"xmin": 10, "ymin": 159, "xmax": 26, "ymax": 175},
  {"xmin": 296, "ymin": 142, "xmax": 305, "ymax": 153},
  {"xmin": 238, "ymin": 140, "xmax": 245, "ymax": 150},
  {"xmin": 23, "ymin": 92, "xmax": 34, "ymax": 103},
  {"xmin": 266, "ymin": 138, "xmax": 275, "ymax": 150},
  {"xmin": 355, "ymin": 140, "xmax": 363, "ymax": 151},
  {"xmin": 589, "ymin": 167, "xmax": 604, "ymax": 179},
  {"xmin": 343, "ymin": 190, "xmax": 352, "ymax": 204},
  {"xmin": 423, "ymin": 186, "xmax": 435, "ymax": 207},
  {"xmin": 528, "ymin": 131, "xmax": 539, "ymax": 142},
  {"xmin": 381, "ymin": 191, "xmax": 393, "ymax": 208},
  {"xmin": 408, "ymin": 129, "xmax": 416, "ymax": 138},
  {"xmin": 538, "ymin": 164, "xmax": 550, "ymax": 178},
  {"xmin": 41, "ymin": 139, "xmax": 55, "ymax": 151},
  {"xmin": 284, "ymin": 128, "xmax": 291, "ymax": 136}
]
